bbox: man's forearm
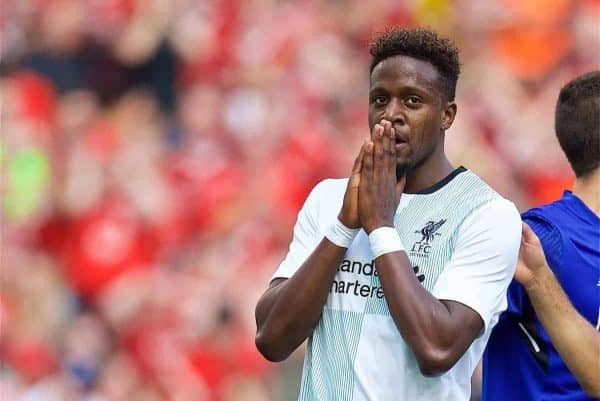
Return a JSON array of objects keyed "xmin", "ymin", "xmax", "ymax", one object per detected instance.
[
  {"xmin": 375, "ymin": 251, "xmax": 482, "ymax": 376},
  {"xmin": 255, "ymin": 239, "xmax": 346, "ymax": 361},
  {"xmin": 525, "ymin": 265, "xmax": 600, "ymax": 396}
]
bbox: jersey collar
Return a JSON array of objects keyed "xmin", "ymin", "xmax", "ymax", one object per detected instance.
[{"xmin": 414, "ymin": 166, "xmax": 467, "ymax": 195}]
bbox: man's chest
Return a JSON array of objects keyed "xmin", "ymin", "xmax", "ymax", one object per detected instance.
[{"xmin": 325, "ymin": 216, "xmax": 458, "ymax": 315}]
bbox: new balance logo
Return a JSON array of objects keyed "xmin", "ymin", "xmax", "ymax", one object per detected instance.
[{"xmin": 413, "ymin": 265, "xmax": 425, "ymax": 283}]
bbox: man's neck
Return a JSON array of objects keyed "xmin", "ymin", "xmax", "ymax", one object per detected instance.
[
  {"xmin": 403, "ymin": 155, "xmax": 454, "ymax": 194},
  {"xmin": 572, "ymin": 168, "xmax": 600, "ymax": 216}
]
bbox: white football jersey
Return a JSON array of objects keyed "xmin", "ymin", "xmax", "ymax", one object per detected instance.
[{"xmin": 272, "ymin": 167, "xmax": 521, "ymax": 401}]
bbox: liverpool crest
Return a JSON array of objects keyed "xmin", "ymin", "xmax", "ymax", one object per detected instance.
[{"xmin": 410, "ymin": 219, "xmax": 446, "ymax": 257}]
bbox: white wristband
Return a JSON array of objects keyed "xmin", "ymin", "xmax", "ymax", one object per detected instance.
[
  {"xmin": 368, "ymin": 226, "xmax": 405, "ymax": 259},
  {"xmin": 325, "ymin": 218, "xmax": 360, "ymax": 248}
]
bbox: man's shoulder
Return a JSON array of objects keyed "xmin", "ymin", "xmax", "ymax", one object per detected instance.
[
  {"xmin": 462, "ymin": 197, "xmax": 521, "ymax": 237},
  {"xmin": 438, "ymin": 169, "xmax": 518, "ymax": 223},
  {"xmin": 523, "ymin": 197, "xmax": 564, "ymax": 217},
  {"xmin": 482, "ymin": 197, "xmax": 520, "ymax": 218},
  {"xmin": 521, "ymin": 196, "xmax": 573, "ymax": 238},
  {"xmin": 521, "ymin": 190, "xmax": 597, "ymax": 219},
  {"xmin": 438, "ymin": 169, "xmax": 507, "ymax": 210},
  {"xmin": 303, "ymin": 178, "xmax": 347, "ymax": 220},
  {"xmin": 521, "ymin": 201, "xmax": 568, "ymax": 272},
  {"xmin": 521, "ymin": 193, "xmax": 599, "ymax": 269},
  {"xmin": 310, "ymin": 177, "xmax": 348, "ymax": 199},
  {"xmin": 458, "ymin": 169, "xmax": 504, "ymax": 198}
]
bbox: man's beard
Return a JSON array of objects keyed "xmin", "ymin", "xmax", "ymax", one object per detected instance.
[{"xmin": 396, "ymin": 161, "xmax": 413, "ymax": 181}]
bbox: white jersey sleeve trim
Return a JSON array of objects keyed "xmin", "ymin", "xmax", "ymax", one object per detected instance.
[{"xmin": 431, "ymin": 198, "xmax": 521, "ymax": 334}]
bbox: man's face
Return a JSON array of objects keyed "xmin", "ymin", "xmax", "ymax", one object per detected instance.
[{"xmin": 368, "ymin": 55, "xmax": 455, "ymax": 175}]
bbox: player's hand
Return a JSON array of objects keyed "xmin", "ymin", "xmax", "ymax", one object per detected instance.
[
  {"xmin": 338, "ymin": 140, "xmax": 368, "ymax": 228},
  {"xmin": 515, "ymin": 223, "xmax": 551, "ymax": 290},
  {"xmin": 358, "ymin": 119, "xmax": 405, "ymax": 233}
]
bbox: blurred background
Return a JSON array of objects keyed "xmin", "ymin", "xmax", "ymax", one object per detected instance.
[{"xmin": 1, "ymin": 0, "xmax": 599, "ymax": 400}]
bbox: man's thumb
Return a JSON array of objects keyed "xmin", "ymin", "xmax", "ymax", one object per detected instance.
[{"xmin": 522, "ymin": 222, "xmax": 540, "ymax": 245}]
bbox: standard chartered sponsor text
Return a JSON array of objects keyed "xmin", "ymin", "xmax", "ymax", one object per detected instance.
[{"xmin": 331, "ymin": 259, "xmax": 384, "ymax": 299}]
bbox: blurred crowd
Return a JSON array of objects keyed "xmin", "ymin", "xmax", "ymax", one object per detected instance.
[{"xmin": 1, "ymin": 0, "xmax": 598, "ymax": 400}]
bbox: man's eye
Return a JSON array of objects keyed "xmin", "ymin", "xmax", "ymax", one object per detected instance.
[
  {"xmin": 373, "ymin": 96, "xmax": 387, "ymax": 105},
  {"xmin": 406, "ymin": 96, "xmax": 422, "ymax": 105}
]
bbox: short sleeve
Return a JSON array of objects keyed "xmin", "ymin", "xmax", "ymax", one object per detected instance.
[
  {"xmin": 501, "ymin": 213, "xmax": 563, "ymax": 317},
  {"xmin": 431, "ymin": 199, "xmax": 522, "ymax": 334},
  {"xmin": 270, "ymin": 180, "xmax": 327, "ymax": 282},
  {"xmin": 521, "ymin": 212, "xmax": 563, "ymax": 272}
]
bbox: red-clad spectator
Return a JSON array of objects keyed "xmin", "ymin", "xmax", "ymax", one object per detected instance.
[
  {"xmin": 8, "ymin": 71, "xmax": 58, "ymax": 134},
  {"xmin": 58, "ymin": 195, "xmax": 158, "ymax": 297},
  {"xmin": 2, "ymin": 1, "xmax": 597, "ymax": 400}
]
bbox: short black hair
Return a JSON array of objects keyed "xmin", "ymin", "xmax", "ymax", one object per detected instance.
[
  {"xmin": 555, "ymin": 71, "xmax": 600, "ymax": 178},
  {"xmin": 369, "ymin": 27, "xmax": 460, "ymax": 102}
]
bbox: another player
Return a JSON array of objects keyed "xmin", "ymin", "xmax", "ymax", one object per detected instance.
[
  {"xmin": 482, "ymin": 71, "xmax": 600, "ymax": 400},
  {"xmin": 255, "ymin": 28, "xmax": 521, "ymax": 401}
]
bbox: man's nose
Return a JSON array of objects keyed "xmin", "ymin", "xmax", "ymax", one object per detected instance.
[{"xmin": 384, "ymin": 99, "xmax": 406, "ymax": 126}]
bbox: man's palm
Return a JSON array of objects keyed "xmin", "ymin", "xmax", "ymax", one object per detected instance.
[{"xmin": 339, "ymin": 141, "xmax": 366, "ymax": 229}]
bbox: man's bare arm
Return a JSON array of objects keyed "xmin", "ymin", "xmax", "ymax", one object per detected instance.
[
  {"xmin": 255, "ymin": 142, "xmax": 367, "ymax": 362},
  {"xmin": 374, "ymin": 251, "xmax": 483, "ymax": 376},
  {"xmin": 358, "ymin": 121, "xmax": 483, "ymax": 376},
  {"xmin": 517, "ymin": 223, "xmax": 600, "ymax": 396},
  {"xmin": 255, "ymin": 240, "xmax": 347, "ymax": 361}
]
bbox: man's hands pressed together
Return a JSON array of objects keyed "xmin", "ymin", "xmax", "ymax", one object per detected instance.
[
  {"xmin": 338, "ymin": 118, "xmax": 403, "ymax": 231},
  {"xmin": 341, "ymin": 121, "xmax": 486, "ymax": 377},
  {"xmin": 256, "ymin": 118, "xmax": 484, "ymax": 374},
  {"xmin": 255, "ymin": 122, "xmax": 399, "ymax": 362},
  {"xmin": 338, "ymin": 140, "xmax": 366, "ymax": 229},
  {"xmin": 359, "ymin": 120, "xmax": 406, "ymax": 233}
]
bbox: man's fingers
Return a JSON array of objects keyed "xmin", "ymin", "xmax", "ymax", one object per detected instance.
[
  {"xmin": 372, "ymin": 123, "xmax": 383, "ymax": 139},
  {"xmin": 352, "ymin": 140, "xmax": 367, "ymax": 174},
  {"xmin": 389, "ymin": 126, "xmax": 397, "ymax": 170},
  {"xmin": 362, "ymin": 140, "xmax": 374, "ymax": 178},
  {"xmin": 381, "ymin": 120, "xmax": 391, "ymax": 160},
  {"xmin": 349, "ymin": 140, "xmax": 367, "ymax": 189},
  {"xmin": 373, "ymin": 123, "xmax": 384, "ymax": 169}
]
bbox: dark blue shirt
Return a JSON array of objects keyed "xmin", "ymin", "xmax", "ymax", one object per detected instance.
[{"xmin": 482, "ymin": 191, "xmax": 600, "ymax": 401}]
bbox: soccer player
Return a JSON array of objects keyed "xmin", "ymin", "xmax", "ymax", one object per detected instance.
[
  {"xmin": 482, "ymin": 71, "xmax": 600, "ymax": 400},
  {"xmin": 255, "ymin": 28, "xmax": 521, "ymax": 401}
]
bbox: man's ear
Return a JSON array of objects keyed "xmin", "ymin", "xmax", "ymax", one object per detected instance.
[{"xmin": 441, "ymin": 102, "xmax": 457, "ymax": 131}]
